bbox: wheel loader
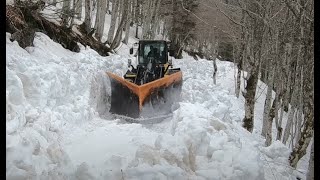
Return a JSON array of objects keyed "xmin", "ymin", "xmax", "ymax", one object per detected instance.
[{"xmin": 106, "ymin": 40, "xmax": 183, "ymax": 119}]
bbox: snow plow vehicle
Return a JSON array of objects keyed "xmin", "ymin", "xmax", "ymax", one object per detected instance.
[{"xmin": 106, "ymin": 40, "xmax": 182, "ymax": 120}]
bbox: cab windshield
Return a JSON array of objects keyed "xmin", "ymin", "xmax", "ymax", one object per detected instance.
[{"xmin": 138, "ymin": 41, "xmax": 167, "ymax": 64}]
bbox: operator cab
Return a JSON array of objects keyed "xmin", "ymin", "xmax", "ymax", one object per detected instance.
[
  {"xmin": 138, "ymin": 40, "xmax": 168, "ymax": 65},
  {"xmin": 126, "ymin": 40, "xmax": 176, "ymax": 85}
]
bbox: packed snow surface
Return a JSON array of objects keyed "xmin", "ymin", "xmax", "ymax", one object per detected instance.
[{"xmin": 7, "ymin": 32, "xmax": 308, "ymax": 179}]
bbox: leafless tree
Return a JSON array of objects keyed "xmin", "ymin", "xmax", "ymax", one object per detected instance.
[
  {"xmin": 261, "ymin": 62, "xmax": 274, "ymax": 137},
  {"xmin": 83, "ymin": 0, "xmax": 92, "ymax": 33},
  {"xmin": 109, "ymin": 0, "xmax": 128, "ymax": 49},
  {"xmin": 122, "ymin": 0, "xmax": 133, "ymax": 44},
  {"xmin": 306, "ymin": 139, "xmax": 314, "ymax": 180},
  {"xmin": 106, "ymin": 0, "xmax": 119, "ymax": 44},
  {"xmin": 94, "ymin": 0, "xmax": 107, "ymax": 41},
  {"xmin": 61, "ymin": 0, "xmax": 71, "ymax": 27},
  {"xmin": 75, "ymin": 0, "xmax": 82, "ymax": 19}
]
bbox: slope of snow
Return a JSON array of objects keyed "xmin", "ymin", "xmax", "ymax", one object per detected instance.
[{"xmin": 6, "ymin": 31, "xmax": 308, "ymax": 179}]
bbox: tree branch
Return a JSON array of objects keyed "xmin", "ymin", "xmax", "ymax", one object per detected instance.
[
  {"xmin": 181, "ymin": 0, "xmax": 209, "ymax": 26},
  {"xmin": 200, "ymin": 1, "xmax": 245, "ymax": 27},
  {"xmin": 284, "ymin": 0, "xmax": 299, "ymax": 19},
  {"xmin": 180, "ymin": 0, "xmax": 237, "ymax": 40}
]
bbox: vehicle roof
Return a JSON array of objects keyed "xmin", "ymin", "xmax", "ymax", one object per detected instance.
[{"xmin": 139, "ymin": 40, "xmax": 168, "ymax": 42}]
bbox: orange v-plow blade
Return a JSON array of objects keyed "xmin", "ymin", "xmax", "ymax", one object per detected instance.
[{"xmin": 107, "ymin": 71, "xmax": 182, "ymax": 118}]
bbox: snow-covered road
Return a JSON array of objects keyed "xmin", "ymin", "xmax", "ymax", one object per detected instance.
[{"xmin": 6, "ymin": 32, "xmax": 306, "ymax": 179}]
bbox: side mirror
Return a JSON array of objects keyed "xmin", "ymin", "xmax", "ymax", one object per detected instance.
[
  {"xmin": 128, "ymin": 59, "xmax": 132, "ymax": 67},
  {"xmin": 169, "ymin": 49, "xmax": 174, "ymax": 56},
  {"xmin": 129, "ymin": 48, "xmax": 133, "ymax": 54}
]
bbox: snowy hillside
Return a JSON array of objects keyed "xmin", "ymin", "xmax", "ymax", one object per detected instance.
[{"xmin": 6, "ymin": 31, "xmax": 309, "ymax": 179}]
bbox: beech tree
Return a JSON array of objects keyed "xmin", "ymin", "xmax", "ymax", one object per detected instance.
[
  {"xmin": 94, "ymin": 0, "xmax": 107, "ymax": 41},
  {"xmin": 122, "ymin": 0, "xmax": 133, "ymax": 44},
  {"xmin": 83, "ymin": 0, "xmax": 92, "ymax": 33},
  {"xmin": 105, "ymin": 0, "xmax": 119, "ymax": 44},
  {"xmin": 240, "ymin": 1, "xmax": 268, "ymax": 133},
  {"xmin": 163, "ymin": 0, "xmax": 198, "ymax": 58},
  {"xmin": 61, "ymin": 0, "xmax": 71, "ymax": 27},
  {"xmin": 306, "ymin": 139, "xmax": 314, "ymax": 180},
  {"xmin": 75, "ymin": 0, "xmax": 82, "ymax": 19},
  {"xmin": 213, "ymin": 4, "xmax": 313, "ymax": 172},
  {"xmin": 283, "ymin": 0, "xmax": 313, "ymax": 168},
  {"xmin": 109, "ymin": 0, "xmax": 129, "ymax": 49},
  {"xmin": 261, "ymin": 63, "xmax": 274, "ymax": 137}
]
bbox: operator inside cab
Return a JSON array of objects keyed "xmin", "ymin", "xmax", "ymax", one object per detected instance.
[{"xmin": 139, "ymin": 41, "xmax": 167, "ymax": 65}]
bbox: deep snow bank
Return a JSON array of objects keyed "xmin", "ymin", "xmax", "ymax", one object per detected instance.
[
  {"xmin": 7, "ymin": 32, "xmax": 305, "ymax": 180},
  {"xmin": 6, "ymin": 32, "xmax": 128, "ymax": 179}
]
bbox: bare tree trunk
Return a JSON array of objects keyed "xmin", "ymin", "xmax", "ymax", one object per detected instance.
[
  {"xmin": 289, "ymin": 107, "xmax": 313, "ymax": 168},
  {"xmin": 75, "ymin": 0, "xmax": 82, "ymax": 20},
  {"xmin": 291, "ymin": 109, "xmax": 298, "ymax": 149},
  {"xmin": 110, "ymin": 19, "xmax": 125, "ymax": 50},
  {"xmin": 142, "ymin": 0, "xmax": 152, "ymax": 39},
  {"xmin": 241, "ymin": 7, "xmax": 265, "ymax": 131},
  {"xmin": 84, "ymin": 0, "xmax": 92, "ymax": 33},
  {"xmin": 274, "ymin": 90, "xmax": 281, "ymax": 140},
  {"xmin": 99, "ymin": 0, "xmax": 107, "ymax": 39},
  {"xmin": 135, "ymin": 0, "xmax": 141, "ymax": 39},
  {"xmin": 235, "ymin": 62, "xmax": 241, "ymax": 98},
  {"xmin": 288, "ymin": 0, "xmax": 313, "ymax": 167},
  {"xmin": 276, "ymin": 42, "xmax": 293, "ymax": 140},
  {"xmin": 123, "ymin": 15, "xmax": 131, "ymax": 44},
  {"xmin": 306, "ymin": 139, "xmax": 314, "ymax": 180},
  {"xmin": 289, "ymin": 41, "xmax": 314, "ymax": 168},
  {"xmin": 242, "ymin": 68, "xmax": 259, "ymax": 133},
  {"xmin": 123, "ymin": 0, "xmax": 132, "ymax": 44},
  {"xmin": 69, "ymin": 0, "xmax": 77, "ymax": 28},
  {"xmin": 283, "ymin": 43, "xmax": 292, "ymax": 112},
  {"xmin": 94, "ymin": 0, "xmax": 101, "ymax": 36},
  {"xmin": 106, "ymin": 0, "xmax": 119, "ymax": 44},
  {"xmin": 62, "ymin": 0, "xmax": 71, "ymax": 27},
  {"xmin": 117, "ymin": 0, "xmax": 123, "ymax": 17},
  {"xmin": 150, "ymin": 0, "xmax": 161, "ymax": 39},
  {"xmin": 110, "ymin": 0, "xmax": 128, "ymax": 50},
  {"xmin": 277, "ymin": 100, "xmax": 284, "ymax": 140},
  {"xmin": 235, "ymin": 11, "xmax": 246, "ymax": 98},
  {"xmin": 92, "ymin": 0, "xmax": 97, "ymax": 9},
  {"xmin": 95, "ymin": 0, "xmax": 106, "ymax": 41},
  {"xmin": 273, "ymin": 29, "xmax": 283, "ymax": 142},
  {"xmin": 141, "ymin": 1, "xmax": 147, "ymax": 38},
  {"xmin": 295, "ymin": 67, "xmax": 304, "ymax": 145},
  {"xmin": 265, "ymin": 94, "xmax": 277, "ymax": 146},
  {"xmin": 261, "ymin": 64, "xmax": 274, "ymax": 137},
  {"xmin": 282, "ymin": 100, "xmax": 296, "ymax": 145},
  {"xmin": 284, "ymin": 41, "xmax": 303, "ymax": 145}
]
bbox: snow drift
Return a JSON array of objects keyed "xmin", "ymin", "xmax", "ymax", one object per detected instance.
[{"xmin": 7, "ymin": 32, "xmax": 305, "ymax": 179}]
